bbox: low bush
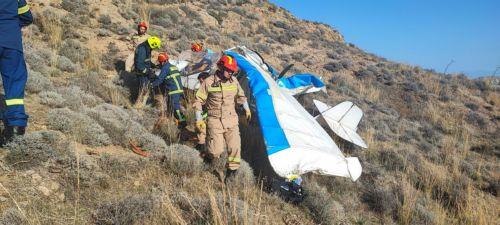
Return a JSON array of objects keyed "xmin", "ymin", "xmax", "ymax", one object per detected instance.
[
  {"xmin": 465, "ymin": 112, "xmax": 487, "ymax": 128},
  {"xmin": 38, "ymin": 91, "xmax": 65, "ymax": 107},
  {"xmin": 5, "ymin": 131, "xmax": 71, "ymax": 170},
  {"xmin": 323, "ymin": 61, "xmax": 344, "ymax": 73},
  {"xmin": 0, "ymin": 208, "xmax": 27, "ymax": 225},
  {"xmin": 93, "ymin": 194, "xmax": 157, "ymax": 225},
  {"xmin": 24, "ymin": 42, "xmax": 54, "ymax": 71},
  {"xmin": 61, "ymin": 0, "xmax": 89, "ymax": 15},
  {"xmin": 150, "ymin": 8, "xmax": 179, "ymax": 28},
  {"xmin": 361, "ymin": 182, "xmax": 401, "ymax": 217},
  {"xmin": 56, "ymin": 86, "xmax": 105, "ymax": 110},
  {"xmin": 303, "ymin": 182, "xmax": 347, "ymax": 224},
  {"xmin": 59, "ymin": 39, "xmax": 89, "ymax": 63},
  {"xmin": 86, "ymin": 104, "xmax": 168, "ymax": 152},
  {"xmin": 56, "ymin": 56, "xmax": 77, "ymax": 72},
  {"xmin": 153, "ymin": 144, "xmax": 203, "ymax": 176},
  {"xmin": 26, "ymin": 70, "xmax": 53, "ymax": 94},
  {"xmin": 48, "ymin": 108, "xmax": 112, "ymax": 147}
]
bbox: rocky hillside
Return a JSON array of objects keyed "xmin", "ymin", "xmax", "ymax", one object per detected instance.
[{"xmin": 0, "ymin": 0, "xmax": 498, "ymax": 224}]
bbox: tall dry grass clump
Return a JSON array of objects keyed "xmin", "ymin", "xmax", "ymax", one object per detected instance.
[{"xmin": 35, "ymin": 10, "xmax": 63, "ymax": 49}]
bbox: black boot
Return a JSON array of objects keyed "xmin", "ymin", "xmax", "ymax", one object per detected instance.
[
  {"xmin": 2, "ymin": 126, "xmax": 26, "ymax": 145},
  {"xmin": 195, "ymin": 143, "xmax": 206, "ymax": 152},
  {"xmin": 177, "ymin": 121, "xmax": 187, "ymax": 129}
]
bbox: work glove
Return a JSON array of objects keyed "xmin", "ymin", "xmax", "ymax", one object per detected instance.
[
  {"xmin": 195, "ymin": 120, "xmax": 206, "ymax": 132},
  {"xmin": 147, "ymin": 69, "xmax": 156, "ymax": 81},
  {"xmin": 245, "ymin": 109, "xmax": 252, "ymax": 121}
]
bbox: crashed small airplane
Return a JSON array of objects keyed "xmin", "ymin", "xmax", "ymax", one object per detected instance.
[{"xmin": 172, "ymin": 46, "xmax": 367, "ymax": 195}]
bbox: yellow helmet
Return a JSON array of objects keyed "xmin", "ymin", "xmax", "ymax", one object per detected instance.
[{"xmin": 147, "ymin": 36, "xmax": 161, "ymax": 49}]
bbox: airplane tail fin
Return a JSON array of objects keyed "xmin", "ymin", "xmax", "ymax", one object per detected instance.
[{"xmin": 313, "ymin": 100, "xmax": 368, "ymax": 148}]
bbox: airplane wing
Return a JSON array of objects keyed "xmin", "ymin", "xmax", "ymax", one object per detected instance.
[
  {"xmin": 314, "ymin": 100, "xmax": 368, "ymax": 148},
  {"xmin": 226, "ymin": 47, "xmax": 362, "ymax": 181}
]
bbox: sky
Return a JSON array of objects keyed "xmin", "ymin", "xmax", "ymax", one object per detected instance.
[{"xmin": 270, "ymin": 0, "xmax": 500, "ymax": 77}]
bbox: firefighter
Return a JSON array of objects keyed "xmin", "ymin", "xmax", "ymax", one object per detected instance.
[
  {"xmin": 185, "ymin": 43, "xmax": 216, "ymax": 75},
  {"xmin": 0, "ymin": 0, "xmax": 33, "ymax": 143},
  {"xmin": 152, "ymin": 53, "xmax": 187, "ymax": 128},
  {"xmin": 193, "ymin": 55, "xmax": 251, "ymax": 181},
  {"xmin": 125, "ymin": 21, "xmax": 151, "ymax": 72},
  {"xmin": 133, "ymin": 36, "xmax": 161, "ymax": 106}
]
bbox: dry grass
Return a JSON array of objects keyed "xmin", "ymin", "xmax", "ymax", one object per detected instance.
[
  {"xmin": 419, "ymin": 72, "xmax": 442, "ymax": 95},
  {"xmin": 397, "ymin": 177, "xmax": 418, "ymax": 225},
  {"xmin": 83, "ymin": 49, "xmax": 102, "ymax": 72},
  {"xmin": 357, "ymin": 80, "xmax": 380, "ymax": 102},
  {"xmin": 36, "ymin": 11, "xmax": 63, "ymax": 49},
  {"xmin": 132, "ymin": 87, "xmax": 151, "ymax": 109}
]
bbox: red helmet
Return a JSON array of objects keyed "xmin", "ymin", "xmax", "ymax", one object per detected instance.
[
  {"xmin": 191, "ymin": 43, "xmax": 203, "ymax": 52},
  {"xmin": 217, "ymin": 55, "xmax": 238, "ymax": 72},
  {"xmin": 158, "ymin": 53, "xmax": 169, "ymax": 64},
  {"xmin": 138, "ymin": 21, "xmax": 148, "ymax": 29}
]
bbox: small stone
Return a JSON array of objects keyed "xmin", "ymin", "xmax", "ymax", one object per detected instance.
[
  {"xmin": 31, "ymin": 173, "xmax": 42, "ymax": 183},
  {"xmin": 0, "ymin": 196, "xmax": 8, "ymax": 202},
  {"xmin": 37, "ymin": 186, "xmax": 51, "ymax": 196},
  {"xmin": 133, "ymin": 181, "xmax": 141, "ymax": 186},
  {"xmin": 46, "ymin": 181, "xmax": 60, "ymax": 191},
  {"xmin": 57, "ymin": 193, "xmax": 65, "ymax": 201}
]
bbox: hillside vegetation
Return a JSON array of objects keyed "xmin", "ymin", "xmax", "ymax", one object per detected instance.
[{"xmin": 0, "ymin": 0, "xmax": 498, "ymax": 224}]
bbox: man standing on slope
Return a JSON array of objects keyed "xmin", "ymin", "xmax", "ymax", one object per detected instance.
[
  {"xmin": 152, "ymin": 53, "xmax": 187, "ymax": 129},
  {"xmin": 0, "ymin": 0, "xmax": 33, "ymax": 144},
  {"xmin": 125, "ymin": 21, "xmax": 151, "ymax": 72},
  {"xmin": 193, "ymin": 55, "xmax": 251, "ymax": 182},
  {"xmin": 133, "ymin": 36, "xmax": 161, "ymax": 106}
]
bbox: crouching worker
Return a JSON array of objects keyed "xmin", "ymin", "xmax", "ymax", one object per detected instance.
[
  {"xmin": 152, "ymin": 53, "xmax": 186, "ymax": 129},
  {"xmin": 193, "ymin": 55, "xmax": 251, "ymax": 182},
  {"xmin": 133, "ymin": 36, "xmax": 161, "ymax": 106}
]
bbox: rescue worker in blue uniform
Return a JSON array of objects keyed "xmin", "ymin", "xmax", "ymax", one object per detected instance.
[
  {"xmin": 153, "ymin": 53, "xmax": 186, "ymax": 128},
  {"xmin": 133, "ymin": 36, "xmax": 161, "ymax": 105},
  {"xmin": 0, "ymin": 0, "xmax": 33, "ymax": 143}
]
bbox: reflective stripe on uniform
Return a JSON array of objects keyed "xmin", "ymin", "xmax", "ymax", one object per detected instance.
[
  {"xmin": 227, "ymin": 157, "xmax": 241, "ymax": 163},
  {"xmin": 168, "ymin": 89, "xmax": 183, "ymax": 95},
  {"xmin": 207, "ymin": 85, "xmax": 237, "ymax": 92},
  {"xmin": 173, "ymin": 76, "xmax": 181, "ymax": 91},
  {"xmin": 196, "ymin": 91, "xmax": 207, "ymax": 100},
  {"xmin": 175, "ymin": 110, "xmax": 186, "ymax": 122},
  {"xmin": 165, "ymin": 73, "xmax": 180, "ymax": 79},
  {"xmin": 18, "ymin": 5, "xmax": 30, "ymax": 14},
  {"xmin": 5, "ymin": 99, "xmax": 24, "ymax": 106}
]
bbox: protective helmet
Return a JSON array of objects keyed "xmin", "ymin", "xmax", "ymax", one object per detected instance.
[
  {"xmin": 191, "ymin": 43, "xmax": 203, "ymax": 52},
  {"xmin": 158, "ymin": 53, "xmax": 169, "ymax": 64},
  {"xmin": 147, "ymin": 36, "xmax": 161, "ymax": 49},
  {"xmin": 137, "ymin": 21, "xmax": 148, "ymax": 29},
  {"xmin": 217, "ymin": 55, "xmax": 238, "ymax": 72}
]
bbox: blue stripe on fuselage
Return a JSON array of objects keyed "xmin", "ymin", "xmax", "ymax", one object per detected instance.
[{"xmin": 226, "ymin": 52, "xmax": 290, "ymax": 155}]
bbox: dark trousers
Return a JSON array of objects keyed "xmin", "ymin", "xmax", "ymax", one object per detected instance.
[{"xmin": 0, "ymin": 47, "xmax": 29, "ymax": 126}]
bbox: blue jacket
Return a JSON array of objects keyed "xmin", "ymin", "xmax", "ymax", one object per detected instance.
[
  {"xmin": 153, "ymin": 62, "xmax": 184, "ymax": 95},
  {"xmin": 134, "ymin": 41, "xmax": 152, "ymax": 74},
  {"xmin": 0, "ymin": 0, "xmax": 33, "ymax": 51}
]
